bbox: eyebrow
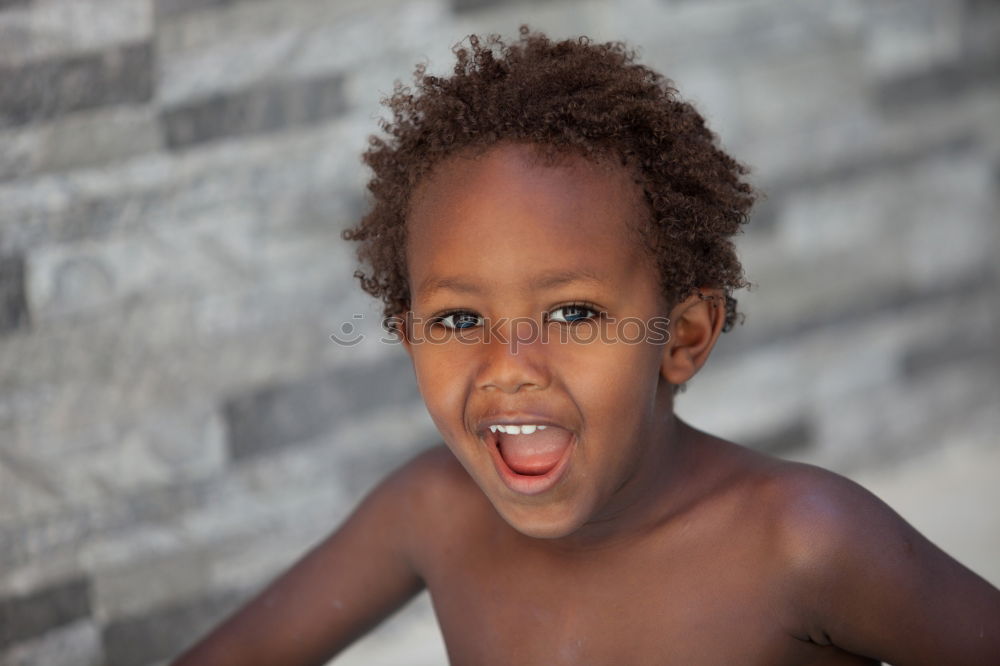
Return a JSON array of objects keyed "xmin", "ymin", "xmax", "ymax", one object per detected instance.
[{"xmin": 417, "ymin": 268, "xmax": 606, "ymax": 296}]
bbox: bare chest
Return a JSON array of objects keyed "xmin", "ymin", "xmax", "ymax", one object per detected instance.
[{"xmin": 421, "ymin": 532, "xmax": 875, "ymax": 666}]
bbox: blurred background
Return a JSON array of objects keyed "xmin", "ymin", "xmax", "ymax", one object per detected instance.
[{"xmin": 0, "ymin": 0, "xmax": 997, "ymax": 664}]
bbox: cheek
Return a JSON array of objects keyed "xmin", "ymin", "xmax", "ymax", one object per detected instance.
[
  {"xmin": 410, "ymin": 346, "xmax": 470, "ymax": 432},
  {"xmin": 555, "ymin": 337, "xmax": 663, "ymax": 409}
]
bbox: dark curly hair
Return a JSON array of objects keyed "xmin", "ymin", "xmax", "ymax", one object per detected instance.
[{"xmin": 343, "ymin": 26, "xmax": 754, "ymax": 333}]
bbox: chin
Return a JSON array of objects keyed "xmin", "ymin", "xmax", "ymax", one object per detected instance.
[{"xmin": 496, "ymin": 502, "xmax": 590, "ymax": 540}]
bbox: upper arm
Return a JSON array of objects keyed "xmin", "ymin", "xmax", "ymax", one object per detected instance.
[
  {"xmin": 171, "ymin": 447, "xmax": 446, "ymax": 666},
  {"xmin": 775, "ymin": 465, "xmax": 1000, "ymax": 666}
]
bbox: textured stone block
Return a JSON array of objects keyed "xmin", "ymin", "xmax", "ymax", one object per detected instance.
[
  {"xmin": 92, "ymin": 548, "xmax": 215, "ymax": 621},
  {"xmin": 23, "ymin": 193, "xmax": 349, "ymax": 320},
  {"xmin": 0, "ymin": 577, "xmax": 91, "ymax": 649},
  {"xmin": 0, "ymin": 116, "xmax": 367, "ymax": 254},
  {"xmin": 0, "ymin": 42, "xmax": 154, "ymax": 128},
  {"xmin": 731, "ymin": 150, "xmax": 996, "ymax": 344},
  {"xmin": 155, "ymin": 0, "xmax": 243, "ymax": 19},
  {"xmin": 745, "ymin": 418, "xmax": 813, "ymax": 456},
  {"xmin": 877, "ymin": 55, "xmax": 1000, "ymax": 111},
  {"xmin": 0, "ymin": 105, "xmax": 161, "ymax": 182},
  {"xmin": 0, "ymin": 404, "xmax": 227, "ymax": 524},
  {"xmin": 0, "ymin": 288, "xmax": 376, "ymax": 463},
  {"xmin": 0, "ymin": 353, "xmax": 421, "ymax": 574},
  {"xmin": 873, "ymin": 0, "xmax": 1000, "ymax": 110},
  {"xmin": 156, "ymin": 0, "xmax": 449, "ymax": 107},
  {"xmin": 0, "ymin": 254, "xmax": 28, "ymax": 334},
  {"xmin": 900, "ymin": 311, "xmax": 1000, "ymax": 380},
  {"xmin": 811, "ymin": 356, "xmax": 1000, "ymax": 472},
  {"xmin": 452, "ymin": 0, "xmax": 541, "ymax": 12},
  {"xmin": 102, "ymin": 589, "xmax": 246, "ymax": 666},
  {"xmin": 0, "ymin": 470, "xmax": 216, "ymax": 575},
  {"xmin": 0, "ymin": 1, "xmax": 152, "ymax": 68},
  {"xmin": 161, "ymin": 73, "xmax": 347, "ymax": 149},
  {"xmin": 680, "ymin": 281, "xmax": 999, "ymax": 464},
  {"xmin": 0, "ymin": 620, "xmax": 103, "ymax": 666},
  {"xmin": 223, "ymin": 353, "xmax": 420, "ymax": 460},
  {"xmin": 860, "ymin": 0, "xmax": 964, "ymax": 81}
]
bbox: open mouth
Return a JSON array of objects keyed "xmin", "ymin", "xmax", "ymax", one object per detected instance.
[
  {"xmin": 481, "ymin": 423, "xmax": 576, "ymax": 494},
  {"xmin": 489, "ymin": 424, "xmax": 572, "ymax": 475}
]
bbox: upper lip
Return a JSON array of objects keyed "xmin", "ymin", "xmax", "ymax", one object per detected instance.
[{"xmin": 474, "ymin": 413, "xmax": 571, "ymax": 436}]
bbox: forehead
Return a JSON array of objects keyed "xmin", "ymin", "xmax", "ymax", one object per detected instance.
[{"xmin": 405, "ymin": 143, "xmax": 651, "ymax": 297}]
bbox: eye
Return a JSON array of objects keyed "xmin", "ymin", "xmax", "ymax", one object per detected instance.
[
  {"xmin": 433, "ymin": 310, "xmax": 482, "ymax": 330},
  {"xmin": 547, "ymin": 303, "xmax": 601, "ymax": 324}
]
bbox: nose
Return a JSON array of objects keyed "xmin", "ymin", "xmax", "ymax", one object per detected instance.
[{"xmin": 475, "ymin": 317, "xmax": 550, "ymax": 393}]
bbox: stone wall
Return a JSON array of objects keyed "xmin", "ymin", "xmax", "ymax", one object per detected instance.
[{"xmin": 0, "ymin": 0, "xmax": 997, "ymax": 664}]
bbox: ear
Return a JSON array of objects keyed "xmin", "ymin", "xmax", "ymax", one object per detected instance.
[{"xmin": 660, "ymin": 288, "xmax": 727, "ymax": 385}]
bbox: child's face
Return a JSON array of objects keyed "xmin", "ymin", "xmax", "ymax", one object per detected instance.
[{"xmin": 402, "ymin": 143, "xmax": 678, "ymax": 540}]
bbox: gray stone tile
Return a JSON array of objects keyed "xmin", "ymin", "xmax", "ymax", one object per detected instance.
[
  {"xmin": 814, "ymin": 356, "xmax": 1000, "ymax": 473},
  {"xmin": 223, "ymin": 353, "xmax": 420, "ymax": 460},
  {"xmin": 0, "ymin": 105, "xmax": 161, "ymax": 182},
  {"xmin": 744, "ymin": 195, "xmax": 782, "ymax": 234},
  {"xmin": 102, "ymin": 589, "xmax": 247, "ymax": 666},
  {"xmin": 0, "ymin": 42, "xmax": 154, "ymax": 128},
  {"xmin": 901, "ymin": 327, "xmax": 1000, "ymax": 380},
  {"xmin": 714, "ymin": 268, "xmax": 996, "ymax": 362},
  {"xmin": 0, "ymin": 1, "xmax": 152, "ymax": 69},
  {"xmin": 154, "ymin": 0, "xmax": 418, "ymax": 106},
  {"xmin": 23, "ymin": 218, "xmax": 349, "ymax": 324},
  {"xmin": 0, "ymin": 577, "xmax": 91, "ymax": 649},
  {"xmin": 0, "ymin": 289, "xmax": 371, "ymax": 458},
  {"xmin": 0, "ymin": 116, "xmax": 367, "ymax": 254},
  {"xmin": 877, "ymin": 55, "xmax": 1000, "ymax": 111},
  {"xmin": 0, "ymin": 402, "xmax": 227, "ymax": 524},
  {"xmin": 679, "ymin": 281, "xmax": 1000, "ymax": 458},
  {"xmin": 160, "ymin": 73, "xmax": 347, "ymax": 149},
  {"xmin": 762, "ymin": 132, "xmax": 977, "ymax": 195},
  {"xmin": 745, "ymin": 418, "xmax": 813, "ymax": 456},
  {"xmin": 0, "ymin": 619, "xmax": 103, "ymax": 666},
  {"xmin": 91, "ymin": 548, "xmax": 215, "ymax": 621},
  {"xmin": 1, "ymin": 167, "xmax": 360, "ymax": 254},
  {"xmin": 154, "ymin": 0, "xmax": 245, "ymax": 19},
  {"xmin": 0, "ymin": 476, "xmax": 215, "ymax": 575},
  {"xmin": 0, "ymin": 195, "xmax": 134, "ymax": 252},
  {"xmin": 452, "ymin": 0, "xmax": 542, "ymax": 12},
  {"xmin": 744, "ymin": 129, "xmax": 976, "ymax": 240},
  {"xmin": 857, "ymin": 0, "xmax": 965, "ymax": 82},
  {"xmin": 0, "ymin": 254, "xmax": 28, "ymax": 334},
  {"xmin": 874, "ymin": 1, "xmax": 1000, "ymax": 114},
  {"xmin": 724, "ymin": 149, "xmax": 998, "ymax": 352}
]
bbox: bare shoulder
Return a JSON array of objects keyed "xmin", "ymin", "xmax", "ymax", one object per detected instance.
[
  {"xmin": 722, "ymin": 444, "xmax": 1000, "ymax": 664},
  {"xmin": 382, "ymin": 443, "xmax": 483, "ymax": 517},
  {"xmin": 377, "ymin": 444, "xmax": 493, "ymax": 558},
  {"xmin": 747, "ymin": 455, "xmax": 900, "ymax": 555},
  {"xmin": 730, "ymin": 448, "xmax": 939, "ymax": 593},
  {"xmin": 691, "ymin": 432, "xmax": 909, "ymax": 552}
]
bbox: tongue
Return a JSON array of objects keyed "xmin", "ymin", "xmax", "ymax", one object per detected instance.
[{"xmin": 497, "ymin": 428, "xmax": 572, "ymax": 476}]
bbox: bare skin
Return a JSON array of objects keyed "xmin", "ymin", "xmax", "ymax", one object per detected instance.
[{"xmin": 172, "ymin": 144, "xmax": 1000, "ymax": 665}]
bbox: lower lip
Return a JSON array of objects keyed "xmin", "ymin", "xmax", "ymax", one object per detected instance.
[{"xmin": 485, "ymin": 433, "xmax": 576, "ymax": 496}]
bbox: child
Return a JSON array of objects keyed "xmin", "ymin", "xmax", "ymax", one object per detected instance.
[{"xmin": 173, "ymin": 28, "xmax": 1000, "ymax": 665}]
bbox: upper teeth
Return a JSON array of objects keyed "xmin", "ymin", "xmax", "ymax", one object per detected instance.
[{"xmin": 489, "ymin": 424, "xmax": 548, "ymax": 435}]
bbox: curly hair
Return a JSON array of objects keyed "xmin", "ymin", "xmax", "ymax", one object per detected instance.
[{"xmin": 342, "ymin": 26, "xmax": 754, "ymax": 333}]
